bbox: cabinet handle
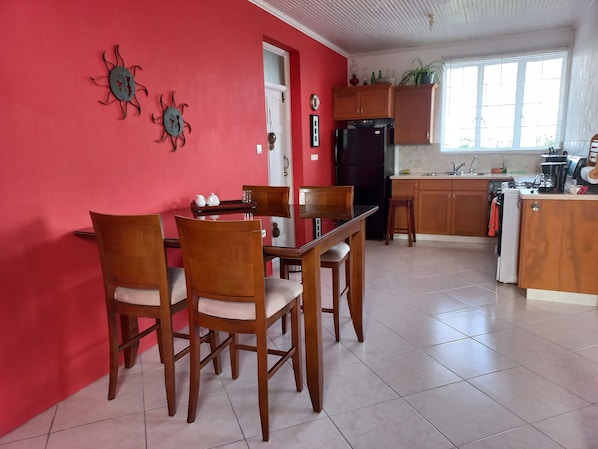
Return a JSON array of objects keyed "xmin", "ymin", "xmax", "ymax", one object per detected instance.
[{"xmin": 531, "ymin": 201, "xmax": 540, "ymax": 212}]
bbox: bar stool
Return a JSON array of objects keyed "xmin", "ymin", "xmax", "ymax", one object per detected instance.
[{"xmin": 386, "ymin": 197, "xmax": 416, "ymax": 246}]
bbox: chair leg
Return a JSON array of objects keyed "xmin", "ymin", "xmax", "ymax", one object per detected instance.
[
  {"xmin": 280, "ymin": 260, "xmax": 290, "ymax": 335},
  {"xmin": 344, "ymin": 256, "xmax": 353, "ymax": 321},
  {"xmin": 290, "ymin": 300, "xmax": 303, "ymax": 392},
  {"xmin": 331, "ymin": 265, "xmax": 341, "ymax": 342},
  {"xmin": 159, "ymin": 319, "xmax": 177, "ymax": 417},
  {"xmin": 410, "ymin": 202, "xmax": 417, "ymax": 243},
  {"xmin": 230, "ymin": 333, "xmax": 239, "ymax": 380},
  {"xmin": 385, "ymin": 203, "xmax": 394, "ymax": 245},
  {"xmin": 187, "ymin": 324, "xmax": 202, "ymax": 423},
  {"xmin": 208, "ymin": 330, "xmax": 222, "ymax": 374},
  {"xmin": 256, "ymin": 330, "xmax": 270, "ymax": 441},
  {"xmin": 406, "ymin": 203, "xmax": 413, "ymax": 247},
  {"xmin": 120, "ymin": 315, "xmax": 139, "ymax": 368},
  {"xmin": 155, "ymin": 318, "xmax": 164, "ymax": 363},
  {"xmin": 107, "ymin": 311, "xmax": 120, "ymax": 401}
]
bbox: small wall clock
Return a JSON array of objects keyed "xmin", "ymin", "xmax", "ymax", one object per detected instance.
[{"xmin": 310, "ymin": 94, "xmax": 320, "ymax": 111}]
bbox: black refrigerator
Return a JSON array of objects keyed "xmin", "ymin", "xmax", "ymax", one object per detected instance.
[{"xmin": 335, "ymin": 126, "xmax": 395, "ymax": 240}]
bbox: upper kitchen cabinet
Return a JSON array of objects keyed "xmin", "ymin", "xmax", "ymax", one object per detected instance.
[
  {"xmin": 332, "ymin": 84, "xmax": 395, "ymax": 121},
  {"xmin": 394, "ymin": 84, "xmax": 437, "ymax": 144}
]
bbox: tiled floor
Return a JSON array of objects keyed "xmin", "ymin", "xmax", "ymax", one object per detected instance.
[{"xmin": 3, "ymin": 239, "xmax": 598, "ymax": 449}]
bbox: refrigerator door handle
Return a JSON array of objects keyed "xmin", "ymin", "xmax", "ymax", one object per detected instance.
[{"xmin": 283, "ymin": 155, "xmax": 289, "ymax": 177}]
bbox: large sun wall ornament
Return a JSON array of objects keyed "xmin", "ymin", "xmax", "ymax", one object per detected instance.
[
  {"xmin": 151, "ymin": 92, "xmax": 192, "ymax": 152},
  {"xmin": 90, "ymin": 44, "xmax": 148, "ymax": 119}
]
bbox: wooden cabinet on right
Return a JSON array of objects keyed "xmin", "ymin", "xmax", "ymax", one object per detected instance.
[
  {"xmin": 518, "ymin": 198, "xmax": 598, "ymax": 294},
  {"xmin": 417, "ymin": 179, "xmax": 489, "ymax": 236},
  {"xmin": 394, "ymin": 84, "xmax": 437, "ymax": 144}
]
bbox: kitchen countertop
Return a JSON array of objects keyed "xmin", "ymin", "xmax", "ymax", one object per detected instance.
[
  {"xmin": 390, "ymin": 173, "xmax": 514, "ymax": 180},
  {"xmin": 519, "ymin": 188, "xmax": 598, "ymax": 200}
]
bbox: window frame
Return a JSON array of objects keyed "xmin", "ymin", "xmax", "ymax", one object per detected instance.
[{"xmin": 441, "ymin": 48, "xmax": 570, "ymax": 154}]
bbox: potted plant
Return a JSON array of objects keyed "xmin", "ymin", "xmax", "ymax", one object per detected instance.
[{"xmin": 399, "ymin": 57, "xmax": 445, "ymax": 86}]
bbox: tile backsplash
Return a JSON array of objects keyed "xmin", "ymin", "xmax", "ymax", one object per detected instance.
[{"xmin": 396, "ymin": 143, "xmax": 544, "ymax": 174}]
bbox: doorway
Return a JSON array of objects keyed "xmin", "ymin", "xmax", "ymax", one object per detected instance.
[{"xmin": 263, "ymin": 43, "xmax": 293, "ymax": 195}]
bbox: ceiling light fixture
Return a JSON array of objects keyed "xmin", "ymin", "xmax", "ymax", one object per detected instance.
[{"xmin": 428, "ymin": 13, "xmax": 435, "ymax": 31}]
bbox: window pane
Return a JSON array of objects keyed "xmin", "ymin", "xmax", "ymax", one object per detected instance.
[
  {"xmin": 442, "ymin": 50, "xmax": 567, "ymax": 152},
  {"xmin": 444, "ymin": 66, "xmax": 477, "ymax": 149}
]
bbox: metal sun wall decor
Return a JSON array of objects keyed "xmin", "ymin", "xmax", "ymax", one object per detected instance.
[
  {"xmin": 91, "ymin": 44, "xmax": 148, "ymax": 119},
  {"xmin": 151, "ymin": 92, "xmax": 192, "ymax": 152}
]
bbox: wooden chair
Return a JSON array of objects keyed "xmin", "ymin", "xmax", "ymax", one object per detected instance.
[
  {"xmin": 241, "ymin": 185, "xmax": 291, "ymax": 268},
  {"xmin": 280, "ymin": 185, "xmax": 353, "ymax": 342},
  {"xmin": 89, "ymin": 212, "xmax": 221, "ymax": 417},
  {"xmin": 385, "ymin": 196, "xmax": 416, "ymax": 246},
  {"xmin": 242, "ymin": 184, "xmax": 290, "ymax": 212},
  {"xmin": 175, "ymin": 216, "xmax": 303, "ymax": 441}
]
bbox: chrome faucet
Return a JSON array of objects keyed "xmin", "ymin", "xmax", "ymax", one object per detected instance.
[
  {"xmin": 468, "ymin": 155, "xmax": 479, "ymax": 173},
  {"xmin": 451, "ymin": 161, "xmax": 466, "ymax": 174}
]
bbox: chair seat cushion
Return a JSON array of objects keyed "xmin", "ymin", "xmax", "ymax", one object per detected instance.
[
  {"xmin": 197, "ymin": 278, "xmax": 303, "ymax": 320},
  {"xmin": 114, "ymin": 267, "xmax": 187, "ymax": 306},
  {"xmin": 282, "ymin": 242, "xmax": 350, "ymax": 265},
  {"xmin": 321, "ymin": 242, "xmax": 350, "ymax": 262}
]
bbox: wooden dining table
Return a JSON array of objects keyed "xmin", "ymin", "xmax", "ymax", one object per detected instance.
[{"xmin": 75, "ymin": 201, "xmax": 378, "ymax": 413}]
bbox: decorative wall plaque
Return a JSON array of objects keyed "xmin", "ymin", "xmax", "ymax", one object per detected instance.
[
  {"xmin": 151, "ymin": 92, "xmax": 192, "ymax": 152},
  {"xmin": 91, "ymin": 45, "xmax": 148, "ymax": 119}
]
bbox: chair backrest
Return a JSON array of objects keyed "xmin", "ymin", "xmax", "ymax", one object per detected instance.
[
  {"xmin": 90, "ymin": 211, "xmax": 169, "ymax": 298},
  {"xmin": 175, "ymin": 217, "xmax": 266, "ymax": 312},
  {"xmin": 299, "ymin": 185, "xmax": 354, "ymax": 206},
  {"xmin": 242, "ymin": 185, "xmax": 290, "ymax": 207},
  {"xmin": 242, "ymin": 185, "xmax": 291, "ymax": 217}
]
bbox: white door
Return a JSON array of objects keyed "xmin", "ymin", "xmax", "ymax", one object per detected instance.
[
  {"xmin": 264, "ymin": 44, "xmax": 294, "ymax": 253},
  {"xmin": 265, "ymin": 87, "xmax": 291, "ymax": 188},
  {"xmin": 263, "ymin": 43, "xmax": 293, "ymax": 194}
]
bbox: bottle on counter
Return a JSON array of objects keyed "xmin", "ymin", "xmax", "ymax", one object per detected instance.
[{"xmin": 370, "ymin": 72, "xmax": 376, "ymax": 85}]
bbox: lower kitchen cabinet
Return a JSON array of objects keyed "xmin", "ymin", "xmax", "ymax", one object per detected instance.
[
  {"xmin": 518, "ymin": 198, "xmax": 598, "ymax": 294},
  {"xmin": 418, "ymin": 179, "xmax": 489, "ymax": 236}
]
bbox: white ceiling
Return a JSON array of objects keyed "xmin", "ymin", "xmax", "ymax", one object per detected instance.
[{"xmin": 249, "ymin": 0, "xmax": 594, "ymax": 55}]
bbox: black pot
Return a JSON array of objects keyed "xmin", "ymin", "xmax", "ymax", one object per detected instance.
[{"xmin": 418, "ymin": 72, "xmax": 436, "ymax": 84}]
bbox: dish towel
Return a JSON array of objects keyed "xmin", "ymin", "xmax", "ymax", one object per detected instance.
[{"xmin": 488, "ymin": 197, "xmax": 499, "ymax": 237}]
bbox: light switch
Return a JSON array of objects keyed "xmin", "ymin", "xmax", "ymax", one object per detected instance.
[{"xmin": 256, "ymin": 144, "xmax": 263, "ymax": 154}]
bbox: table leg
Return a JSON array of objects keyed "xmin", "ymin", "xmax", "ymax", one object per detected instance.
[
  {"xmin": 349, "ymin": 220, "xmax": 366, "ymax": 342},
  {"xmin": 301, "ymin": 247, "xmax": 323, "ymax": 412}
]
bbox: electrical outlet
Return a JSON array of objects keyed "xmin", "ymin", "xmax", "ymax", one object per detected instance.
[
  {"xmin": 256, "ymin": 144, "xmax": 263, "ymax": 154},
  {"xmin": 310, "ymin": 154, "xmax": 318, "ymax": 160}
]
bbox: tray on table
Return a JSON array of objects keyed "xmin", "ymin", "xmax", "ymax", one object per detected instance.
[{"xmin": 190, "ymin": 199, "xmax": 257, "ymax": 216}]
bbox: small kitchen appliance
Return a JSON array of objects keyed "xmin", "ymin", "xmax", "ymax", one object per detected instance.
[{"xmin": 539, "ymin": 161, "xmax": 567, "ymax": 193}]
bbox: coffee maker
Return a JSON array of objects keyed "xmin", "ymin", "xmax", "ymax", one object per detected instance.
[{"xmin": 539, "ymin": 161, "xmax": 567, "ymax": 193}]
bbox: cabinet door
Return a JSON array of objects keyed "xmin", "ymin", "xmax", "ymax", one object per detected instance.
[
  {"xmin": 360, "ymin": 88, "xmax": 394, "ymax": 119},
  {"xmin": 332, "ymin": 89, "xmax": 359, "ymax": 120},
  {"xmin": 451, "ymin": 190, "xmax": 488, "ymax": 236},
  {"xmin": 394, "ymin": 84, "xmax": 437, "ymax": 144},
  {"xmin": 518, "ymin": 199, "xmax": 598, "ymax": 294},
  {"xmin": 391, "ymin": 180, "xmax": 419, "ymax": 232},
  {"xmin": 418, "ymin": 189, "xmax": 451, "ymax": 235}
]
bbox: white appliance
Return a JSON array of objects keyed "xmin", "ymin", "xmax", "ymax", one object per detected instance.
[{"xmin": 496, "ymin": 187, "xmax": 521, "ymax": 283}]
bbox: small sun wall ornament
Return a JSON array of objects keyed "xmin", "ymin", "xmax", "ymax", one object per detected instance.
[
  {"xmin": 151, "ymin": 92, "xmax": 192, "ymax": 152},
  {"xmin": 90, "ymin": 44, "xmax": 148, "ymax": 119}
]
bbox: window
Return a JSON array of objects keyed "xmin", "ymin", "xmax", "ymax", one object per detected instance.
[{"xmin": 442, "ymin": 49, "xmax": 568, "ymax": 152}]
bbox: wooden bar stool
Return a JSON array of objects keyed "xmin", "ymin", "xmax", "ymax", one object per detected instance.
[{"xmin": 386, "ymin": 197, "xmax": 416, "ymax": 246}]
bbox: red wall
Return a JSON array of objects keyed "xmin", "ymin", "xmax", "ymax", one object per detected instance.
[{"xmin": 0, "ymin": 0, "xmax": 346, "ymax": 435}]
